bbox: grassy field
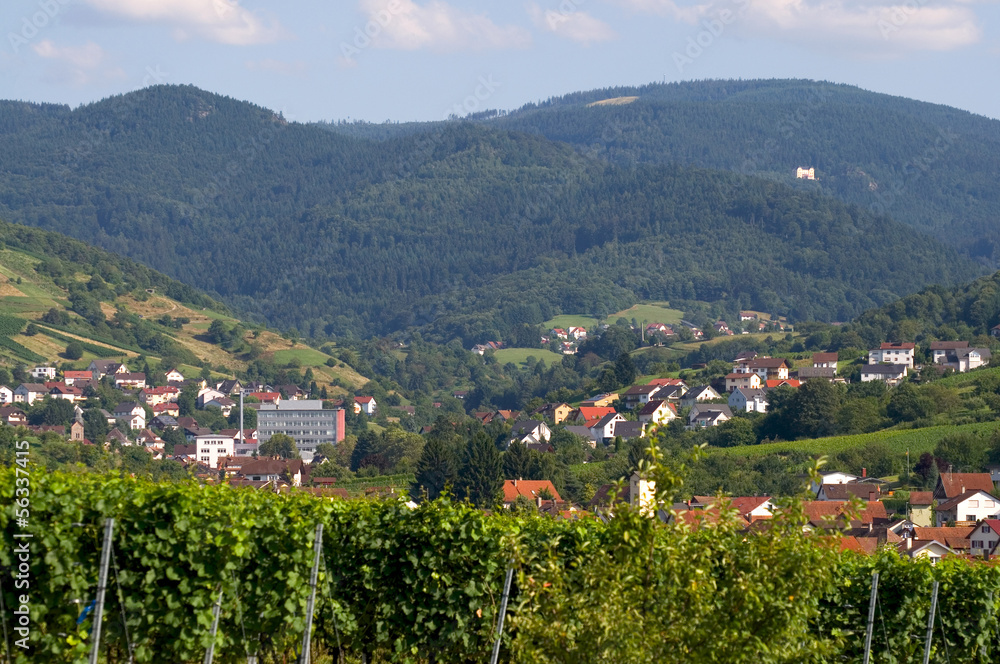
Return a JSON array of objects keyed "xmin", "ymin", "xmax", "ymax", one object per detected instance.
[
  {"xmin": 0, "ymin": 246, "xmax": 370, "ymax": 390},
  {"xmin": 543, "ymin": 314, "xmax": 600, "ymax": 329},
  {"xmin": 711, "ymin": 421, "xmax": 998, "ymax": 459},
  {"xmin": 494, "ymin": 347, "xmax": 566, "ymax": 367},
  {"xmin": 272, "ymin": 348, "xmax": 331, "ymax": 366},
  {"xmin": 605, "ymin": 302, "xmax": 683, "ymax": 325}
]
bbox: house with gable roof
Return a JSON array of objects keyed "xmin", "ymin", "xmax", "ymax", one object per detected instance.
[
  {"xmin": 868, "ymin": 342, "xmax": 916, "ymax": 368},
  {"xmin": 935, "ymin": 490, "xmax": 1000, "ymax": 526},
  {"xmin": 729, "ymin": 387, "xmax": 768, "ymax": 413},
  {"xmin": 354, "ymin": 396, "xmax": 377, "ymax": 415},
  {"xmin": 638, "ymin": 400, "xmax": 676, "ymax": 425},
  {"xmin": 934, "ymin": 472, "xmax": 996, "ymax": 500},
  {"xmin": 621, "ymin": 384, "xmax": 665, "ymax": 409}
]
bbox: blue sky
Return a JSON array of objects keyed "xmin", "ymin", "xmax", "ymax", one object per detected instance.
[{"xmin": 1, "ymin": 0, "xmax": 997, "ymax": 123}]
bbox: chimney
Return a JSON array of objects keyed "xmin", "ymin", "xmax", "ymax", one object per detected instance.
[
  {"xmin": 906, "ymin": 537, "xmax": 913, "ymax": 551},
  {"xmin": 869, "ymin": 491, "xmax": 876, "ymax": 502},
  {"xmin": 961, "ymin": 486, "xmax": 965, "ymax": 494},
  {"xmin": 862, "ymin": 467, "xmax": 866, "ymax": 478}
]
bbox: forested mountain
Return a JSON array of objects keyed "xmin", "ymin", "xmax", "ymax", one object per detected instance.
[
  {"xmin": 332, "ymin": 79, "xmax": 1000, "ymax": 265},
  {"xmin": 849, "ymin": 269, "xmax": 1000, "ymax": 348},
  {"xmin": 0, "ymin": 84, "xmax": 985, "ymax": 343}
]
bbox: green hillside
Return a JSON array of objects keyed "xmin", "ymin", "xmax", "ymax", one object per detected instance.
[
  {"xmin": 0, "ymin": 84, "xmax": 986, "ymax": 345},
  {"xmin": 0, "ymin": 221, "xmax": 366, "ymax": 390}
]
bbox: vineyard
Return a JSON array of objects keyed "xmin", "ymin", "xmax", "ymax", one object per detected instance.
[
  {"xmin": 711, "ymin": 421, "xmax": 999, "ymax": 459},
  {"xmin": 0, "ymin": 314, "xmax": 45, "ymax": 363},
  {"xmin": 33, "ymin": 326, "xmax": 125, "ymax": 359},
  {"xmin": 4, "ymin": 468, "xmax": 1000, "ymax": 663}
]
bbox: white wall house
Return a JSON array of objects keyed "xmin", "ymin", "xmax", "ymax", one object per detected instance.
[
  {"xmin": 31, "ymin": 366, "xmax": 56, "ymax": 380},
  {"xmin": 936, "ymin": 490, "xmax": 1000, "ymax": 526},
  {"xmin": 860, "ymin": 364, "xmax": 907, "ymax": 385},
  {"xmin": 868, "ymin": 342, "xmax": 915, "ymax": 368},
  {"xmin": 729, "ymin": 388, "xmax": 768, "ymax": 413},
  {"xmin": 113, "ymin": 402, "xmax": 146, "ymax": 430},
  {"xmin": 195, "ymin": 434, "xmax": 235, "ymax": 469},
  {"xmin": 970, "ymin": 520, "xmax": 1000, "ymax": 557}
]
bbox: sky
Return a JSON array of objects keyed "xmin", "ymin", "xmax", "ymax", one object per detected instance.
[{"xmin": 0, "ymin": 0, "xmax": 998, "ymax": 124}]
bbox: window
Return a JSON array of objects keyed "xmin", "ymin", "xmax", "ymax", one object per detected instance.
[
  {"xmin": 984, "ymin": 526, "xmax": 991, "ymax": 533},
  {"xmin": 969, "ymin": 500, "xmax": 980, "ymax": 507}
]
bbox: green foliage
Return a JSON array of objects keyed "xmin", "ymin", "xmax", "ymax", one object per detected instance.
[
  {"xmin": 456, "ymin": 431, "xmax": 503, "ymax": 508},
  {"xmin": 0, "ymin": 313, "xmax": 26, "ymax": 336},
  {"xmin": 0, "ymin": 86, "xmax": 984, "ymax": 342},
  {"xmin": 258, "ymin": 433, "xmax": 300, "ymax": 459},
  {"xmin": 63, "ymin": 341, "xmax": 84, "ymax": 360}
]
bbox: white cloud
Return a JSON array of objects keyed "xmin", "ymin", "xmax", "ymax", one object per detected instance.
[
  {"xmin": 742, "ymin": 0, "xmax": 980, "ymax": 53},
  {"xmin": 81, "ymin": 0, "xmax": 289, "ymax": 45},
  {"xmin": 356, "ymin": 0, "xmax": 532, "ymax": 51},
  {"xmin": 245, "ymin": 58, "xmax": 308, "ymax": 76},
  {"xmin": 528, "ymin": 4, "xmax": 617, "ymax": 44},
  {"xmin": 609, "ymin": 0, "xmax": 713, "ymax": 23},
  {"xmin": 610, "ymin": 0, "xmax": 982, "ymax": 53},
  {"xmin": 32, "ymin": 39, "xmax": 125, "ymax": 86}
]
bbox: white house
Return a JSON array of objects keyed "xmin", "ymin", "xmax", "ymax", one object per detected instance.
[
  {"xmin": 114, "ymin": 373, "xmax": 147, "ymax": 390},
  {"xmin": 680, "ymin": 385, "xmax": 721, "ymax": 407},
  {"xmin": 31, "ymin": 366, "xmax": 56, "ymax": 380},
  {"xmin": 729, "ymin": 387, "xmax": 768, "ymax": 413},
  {"xmin": 970, "ymin": 519, "xmax": 1000, "ymax": 557},
  {"xmin": 935, "ymin": 490, "xmax": 1000, "ymax": 526},
  {"xmin": 725, "ymin": 372, "xmax": 762, "ymax": 392},
  {"xmin": 860, "ymin": 364, "xmax": 908, "ymax": 385},
  {"xmin": 868, "ymin": 342, "xmax": 915, "ymax": 368},
  {"xmin": 510, "ymin": 420, "xmax": 552, "ymax": 445},
  {"xmin": 164, "ymin": 368, "xmax": 186, "ymax": 383},
  {"xmin": 687, "ymin": 404, "xmax": 732, "ymax": 428},
  {"xmin": 195, "ymin": 434, "xmax": 235, "ymax": 469},
  {"xmin": 354, "ymin": 396, "xmax": 377, "ymax": 415},
  {"xmin": 933, "ymin": 344, "xmax": 991, "ymax": 373},
  {"xmin": 622, "ymin": 384, "xmax": 665, "ymax": 409},
  {"xmin": 898, "ymin": 539, "xmax": 954, "ymax": 563},
  {"xmin": 808, "ymin": 471, "xmax": 859, "ymax": 494},
  {"xmin": 196, "ymin": 388, "xmax": 225, "ymax": 408},
  {"xmin": 732, "ymin": 358, "xmax": 791, "ymax": 381},
  {"xmin": 13, "ymin": 383, "xmax": 48, "ymax": 405},
  {"xmin": 0, "ymin": 385, "xmax": 13, "ymax": 404},
  {"xmin": 113, "ymin": 402, "xmax": 146, "ymax": 430},
  {"xmin": 812, "ymin": 353, "xmax": 838, "ymax": 368},
  {"xmin": 638, "ymin": 400, "xmax": 676, "ymax": 425},
  {"xmin": 589, "ymin": 412, "xmax": 626, "ymax": 442},
  {"xmin": 203, "ymin": 397, "xmax": 235, "ymax": 417}
]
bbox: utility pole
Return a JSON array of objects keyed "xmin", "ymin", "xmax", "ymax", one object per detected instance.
[{"xmin": 89, "ymin": 518, "xmax": 115, "ymax": 664}]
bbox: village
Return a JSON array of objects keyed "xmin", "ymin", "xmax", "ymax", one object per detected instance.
[{"xmin": 3, "ymin": 325, "xmax": 1000, "ymax": 564}]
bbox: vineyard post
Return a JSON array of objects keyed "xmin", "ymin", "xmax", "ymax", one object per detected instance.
[
  {"xmin": 862, "ymin": 571, "xmax": 879, "ymax": 664},
  {"xmin": 203, "ymin": 585, "xmax": 224, "ymax": 664},
  {"xmin": 922, "ymin": 580, "xmax": 939, "ymax": 664},
  {"xmin": 88, "ymin": 518, "xmax": 115, "ymax": 664},
  {"xmin": 300, "ymin": 523, "xmax": 324, "ymax": 664},
  {"xmin": 489, "ymin": 566, "xmax": 514, "ymax": 664}
]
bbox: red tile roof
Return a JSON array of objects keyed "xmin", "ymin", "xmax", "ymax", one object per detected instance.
[
  {"xmin": 503, "ymin": 480, "xmax": 562, "ymax": 503},
  {"xmin": 879, "ymin": 342, "xmax": 915, "ymax": 350},
  {"xmin": 938, "ymin": 473, "xmax": 995, "ymax": 499}
]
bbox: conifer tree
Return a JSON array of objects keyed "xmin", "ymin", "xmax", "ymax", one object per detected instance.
[
  {"xmin": 456, "ymin": 431, "xmax": 503, "ymax": 508},
  {"xmin": 411, "ymin": 437, "xmax": 458, "ymax": 502}
]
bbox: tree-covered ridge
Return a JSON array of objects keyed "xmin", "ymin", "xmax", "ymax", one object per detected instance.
[
  {"xmin": 0, "ymin": 83, "xmax": 985, "ymax": 342},
  {"xmin": 850, "ymin": 269, "xmax": 1000, "ymax": 346},
  {"xmin": 332, "ymin": 78, "xmax": 1000, "ymax": 265}
]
